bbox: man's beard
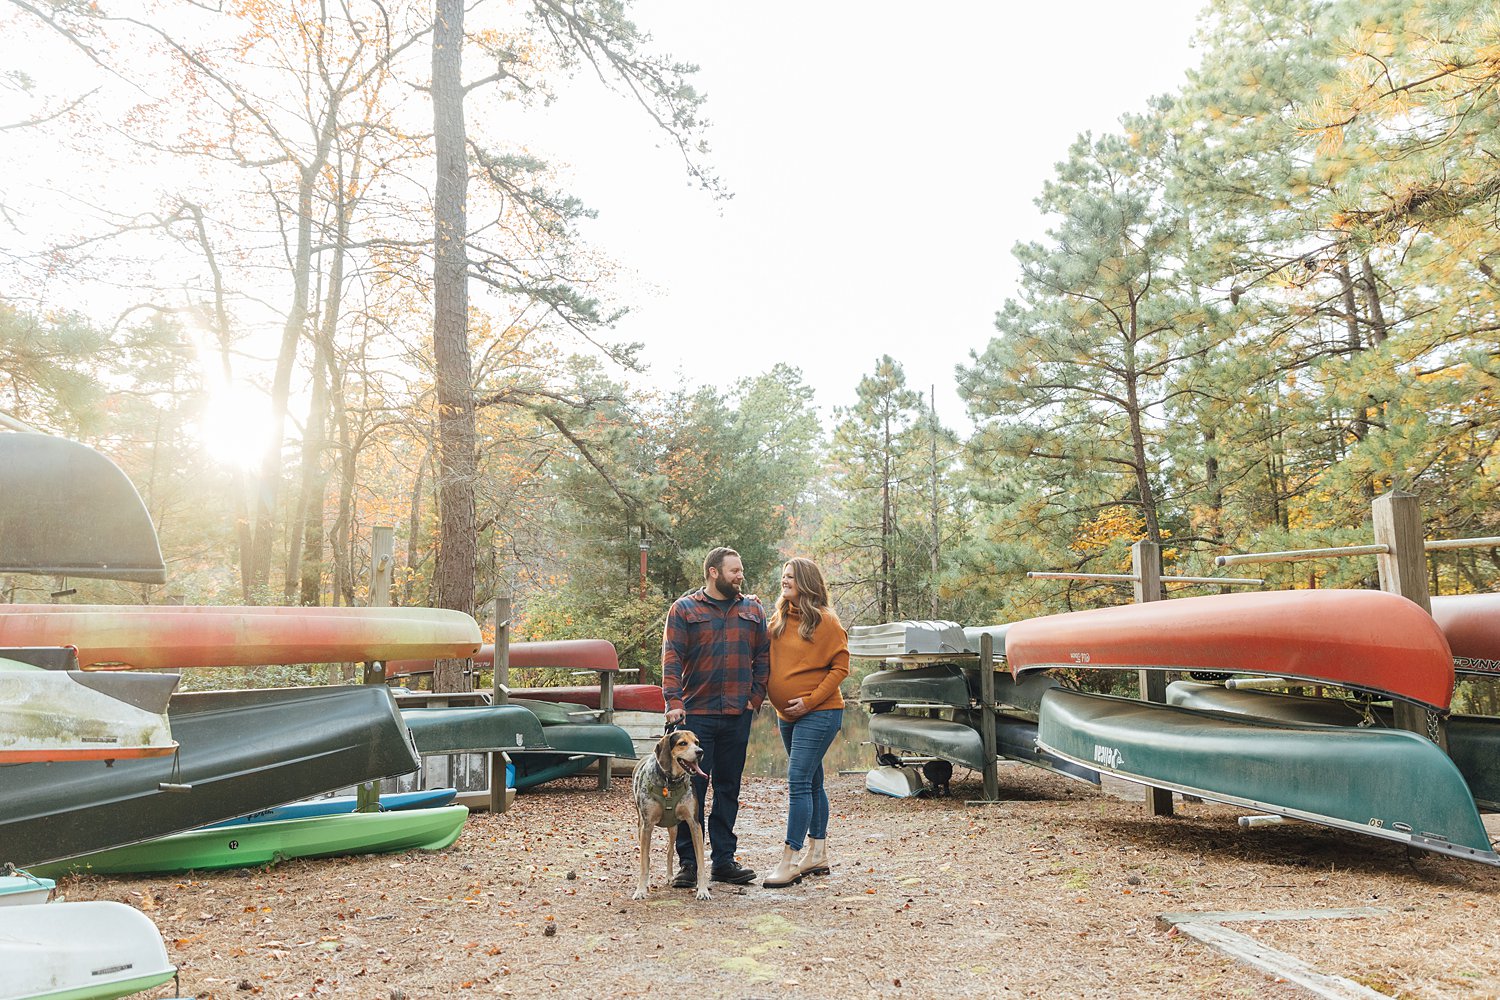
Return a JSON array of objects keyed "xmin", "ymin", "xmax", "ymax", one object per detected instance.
[{"xmin": 717, "ymin": 579, "xmax": 741, "ymax": 600}]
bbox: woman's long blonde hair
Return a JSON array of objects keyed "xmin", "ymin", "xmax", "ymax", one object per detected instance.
[{"xmin": 769, "ymin": 557, "xmax": 832, "ymax": 641}]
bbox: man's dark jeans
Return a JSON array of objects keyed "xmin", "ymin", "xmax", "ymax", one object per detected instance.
[{"xmin": 674, "ymin": 710, "xmax": 753, "ymax": 871}]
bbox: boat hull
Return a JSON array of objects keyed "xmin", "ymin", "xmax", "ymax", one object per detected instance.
[
  {"xmin": 1432, "ymin": 593, "xmax": 1500, "ymax": 674},
  {"xmin": 0, "ymin": 685, "xmax": 420, "ymax": 868},
  {"xmin": 401, "ymin": 704, "xmax": 547, "ymax": 754},
  {"xmin": 32, "ymin": 805, "xmax": 469, "ymax": 876},
  {"xmin": 388, "ymin": 638, "xmax": 620, "ymax": 676},
  {"xmin": 1007, "ymin": 590, "xmax": 1456, "ymax": 710},
  {"xmin": 1038, "ymin": 688, "xmax": 1497, "ymax": 863},
  {"xmin": 868, "ymin": 713, "xmax": 987, "ymax": 772},
  {"xmin": 510, "ymin": 723, "xmax": 637, "ymax": 790},
  {"xmin": 0, "ymin": 605, "xmax": 481, "ymax": 670},
  {"xmin": 859, "ymin": 665, "xmax": 1059, "ymax": 715},
  {"xmin": 506, "ymin": 684, "xmax": 665, "ymax": 713},
  {"xmin": 207, "ymin": 788, "xmax": 459, "ymax": 827},
  {"xmin": 0, "ymin": 664, "xmax": 178, "ymax": 763},
  {"xmin": 0, "ymin": 901, "xmax": 174, "ymax": 1000}
]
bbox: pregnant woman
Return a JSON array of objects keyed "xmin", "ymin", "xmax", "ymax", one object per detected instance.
[{"xmin": 764, "ymin": 557, "xmax": 849, "ymax": 888}]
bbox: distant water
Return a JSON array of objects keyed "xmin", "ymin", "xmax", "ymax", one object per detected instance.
[{"xmin": 743, "ymin": 702, "xmax": 871, "ymax": 778}]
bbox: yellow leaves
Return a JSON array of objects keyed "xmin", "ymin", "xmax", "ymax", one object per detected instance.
[{"xmin": 1071, "ymin": 505, "xmax": 1146, "ymax": 556}]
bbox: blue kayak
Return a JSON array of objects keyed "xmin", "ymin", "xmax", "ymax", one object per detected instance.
[{"xmin": 207, "ymin": 788, "xmax": 458, "ymax": 828}]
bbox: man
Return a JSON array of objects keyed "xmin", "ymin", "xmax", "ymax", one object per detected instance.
[{"xmin": 660, "ymin": 546, "xmax": 769, "ymax": 887}]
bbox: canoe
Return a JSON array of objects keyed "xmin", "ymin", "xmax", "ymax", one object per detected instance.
[
  {"xmin": 0, "ymin": 873, "xmax": 53, "ymax": 907},
  {"xmin": 508, "ymin": 697, "xmax": 595, "ymax": 726},
  {"xmin": 401, "ymin": 704, "xmax": 548, "ymax": 754},
  {"xmin": 868, "ymin": 713, "xmax": 988, "ymax": 772},
  {"xmin": 1166, "ymin": 680, "xmax": 1500, "ymax": 811},
  {"xmin": 0, "ymin": 660, "xmax": 178, "ymax": 763},
  {"xmin": 388, "ymin": 638, "xmax": 620, "ymax": 676},
  {"xmin": 506, "ymin": 684, "xmax": 666, "ymax": 713},
  {"xmin": 207, "ymin": 788, "xmax": 459, "ymax": 827},
  {"xmin": 0, "ymin": 685, "xmax": 420, "ymax": 868},
  {"xmin": 31, "ymin": 805, "xmax": 468, "ymax": 877},
  {"xmin": 0, "ymin": 900, "xmax": 175, "ymax": 1000},
  {"xmin": 0, "ymin": 432, "xmax": 167, "ymax": 585},
  {"xmin": 0, "ymin": 604, "xmax": 481, "ymax": 670},
  {"xmin": 510, "ymin": 723, "xmax": 637, "ymax": 791},
  {"xmin": 1006, "ymin": 590, "xmax": 1456, "ymax": 710},
  {"xmin": 1037, "ymin": 687, "xmax": 1498, "ymax": 865},
  {"xmin": 848, "ymin": 620, "xmax": 970, "ymax": 659},
  {"xmin": 1431, "ymin": 594, "xmax": 1500, "ymax": 675},
  {"xmin": 949, "ymin": 710, "xmax": 1101, "ymax": 784},
  {"xmin": 860, "ymin": 665, "xmax": 1083, "ymax": 717}
]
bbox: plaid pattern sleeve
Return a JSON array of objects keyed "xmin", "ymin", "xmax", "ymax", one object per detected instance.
[{"xmin": 660, "ymin": 590, "xmax": 768, "ymax": 716}]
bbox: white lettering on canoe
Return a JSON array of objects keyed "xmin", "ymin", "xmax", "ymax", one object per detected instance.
[
  {"xmin": 1070, "ymin": 652, "xmax": 1091, "ymax": 664},
  {"xmin": 1093, "ymin": 744, "xmax": 1123, "ymax": 769}
]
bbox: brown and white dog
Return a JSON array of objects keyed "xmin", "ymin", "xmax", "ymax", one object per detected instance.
[{"xmin": 631, "ymin": 729, "xmax": 711, "ymax": 900}]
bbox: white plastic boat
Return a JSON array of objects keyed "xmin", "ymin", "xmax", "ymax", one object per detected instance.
[
  {"xmin": 0, "ymin": 659, "xmax": 177, "ymax": 763},
  {"xmin": 0, "ymin": 901, "xmax": 175, "ymax": 1000},
  {"xmin": 0, "ymin": 872, "xmax": 53, "ymax": 907}
]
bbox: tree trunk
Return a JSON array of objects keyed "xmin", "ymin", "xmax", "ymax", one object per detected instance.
[{"xmin": 432, "ymin": 0, "xmax": 476, "ymax": 692}]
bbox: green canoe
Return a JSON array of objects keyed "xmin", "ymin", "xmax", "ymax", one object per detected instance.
[
  {"xmin": 508, "ymin": 697, "xmax": 600, "ymax": 726},
  {"xmin": 1167, "ymin": 680, "xmax": 1500, "ymax": 812},
  {"xmin": 510, "ymin": 723, "xmax": 637, "ymax": 791},
  {"xmin": 401, "ymin": 704, "xmax": 548, "ymax": 754},
  {"xmin": 868, "ymin": 713, "xmax": 988, "ymax": 772},
  {"xmin": 1039, "ymin": 688, "xmax": 1498, "ymax": 865},
  {"xmin": 861, "ymin": 665, "xmax": 1060, "ymax": 715},
  {"xmin": 32, "ymin": 805, "xmax": 468, "ymax": 876}
]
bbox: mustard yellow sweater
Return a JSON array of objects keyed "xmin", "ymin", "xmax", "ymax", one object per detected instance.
[{"xmin": 768, "ymin": 606, "xmax": 849, "ymax": 721}]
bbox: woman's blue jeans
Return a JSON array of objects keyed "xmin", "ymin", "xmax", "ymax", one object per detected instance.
[{"xmin": 777, "ymin": 708, "xmax": 842, "ymax": 850}]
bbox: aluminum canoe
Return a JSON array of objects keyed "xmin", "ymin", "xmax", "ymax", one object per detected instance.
[
  {"xmin": 0, "ymin": 900, "xmax": 175, "ymax": 1000},
  {"xmin": 1006, "ymin": 590, "xmax": 1456, "ymax": 710},
  {"xmin": 0, "ymin": 685, "xmax": 420, "ymax": 869},
  {"xmin": 0, "ymin": 604, "xmax": 481, "ymax": 670},
  {"xmin": 0, "ymin": 659, "xmax": 178, "ymax": 763},
  {"xmin": 1038, "ymin": 687, "xmax": 1497, "ymax": 865}
]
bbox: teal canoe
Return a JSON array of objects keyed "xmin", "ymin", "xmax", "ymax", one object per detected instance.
[
  {"xmin": 32, "ymin": 805, "xmax": 469, "ymax": 876},
  {"xmin": 1038, "ymin": 688, "xmax": 1498, "ymax": 865},
  {"xmin": 1166, "ymin": 680, "xmax": 1500, "ymax": 813},
  {"xmin": 510, "ymin": 723, "xmax": 636, "ymax": 791},
  {"xmin": 401, "ymin": 704, "xmax": 548, "ymax": 754}
]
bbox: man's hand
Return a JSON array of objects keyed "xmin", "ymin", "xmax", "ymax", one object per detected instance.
[
  {"xmin": 666, "ymin": 708, "xmax": 686, "ymax": 725},
  {"xmin": 784, "ymin": 697, "xmax": 808, "ymax": 719}
]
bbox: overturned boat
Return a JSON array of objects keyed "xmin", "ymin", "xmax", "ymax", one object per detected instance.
[{"xmin": 0, "ymin": 655, "xmax": 178, "ymax": 764}]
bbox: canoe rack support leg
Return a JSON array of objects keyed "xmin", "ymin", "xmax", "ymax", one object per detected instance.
[{"xmin": 979, "ymin": 632, "xmax": 999, "ymax": 802}]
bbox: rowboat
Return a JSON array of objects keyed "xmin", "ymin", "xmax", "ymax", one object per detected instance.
[
  {"xmin": 0, "ymin": 873, "xmax": 53, "ymax": 907},
  {"xmin": 509, "ymin": 723, "xmax": 636, "ymax": 791},
  {"xmin": 0, "ymin": 604, "xmax": 481, "ymax": 671},
  {"xmin": 1166, "ymin": 680, "xmax": 1500, "ymax": 811},
  {"xmin": 0, "ymin": 659, "xmax": 177, "ymax": 763},
  {"xmin": 1037, "ymin": 687, "xmax": 1498, "ymax": 865},
  {"xmin": 1431, "ymin": 593, "xmax": 1500, "ymax": 675},
  {"xmin": 0, "ymin": 685, "xmax": 420, "ymax": 868},
  {"xmin": 207, "ymin": 787, "xmax": 459, "ymax": 827},
  {"xmin": 0, "ymin": 432, "xmax": 166, "ymax": 584},
  {"xmin": 1006, "ymin": 590, "xmax": 1456, "ymax": 710},
  {"xmin": 0, "ymin": 901, "xmax": 175, "ymax": 1000},
  {"xmin": 31, "ymin": 805, "xmax": 468, "ymax": 877},
  {"xmin": 387, "ymin": 637, "xmax": 620, "ymax": 676}
]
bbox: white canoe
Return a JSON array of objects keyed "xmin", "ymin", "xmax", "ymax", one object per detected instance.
[
  {"xmin": 0, "ymin": 901, "xmax": 175, "ymax": 1000},
  {"xmin": 0, "ymin": 660, "xmax": 177, "ymax": 763},
  {"xmin": 0, "ymin": 873, "xmax": 53, "ymax": 907}
]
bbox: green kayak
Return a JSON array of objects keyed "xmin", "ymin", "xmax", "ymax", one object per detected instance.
[
  {"xmin": 32, "ymin": 805, "xmax": 468, "ymax": 876},
  {"xmin": 401, "ymin": 704, "xmax": 547, "ymax": 754},
  {"xmin": 510, "ymin": 723, "xmax": 636, "ymax": 791},
  {"xmin": 1039, "ymin": 688, "xmax": 1498, "ymax": 865}
]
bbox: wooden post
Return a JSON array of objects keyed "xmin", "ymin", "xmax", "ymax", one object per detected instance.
[
  {"xmin": 1132, "ymin": 539, "xmax": 1174, "ymax": 817},
  {"xmin": 979, "ymin": 631, "xmax": 999, "ymax": 802},
  {"xmin": 357, "ymin": 526, "xmax": 396, "ymax": 812},
  {"xmin": 490, "ymin": 596, "xmax": 512, "ymax": 814},
  {"xmin": 1372, "ymin": 490, "xmax": 1447, "ymax": 748},
  {"xmin": 597, "ymin": 668, "xmax": 616, "ymax": 790}
]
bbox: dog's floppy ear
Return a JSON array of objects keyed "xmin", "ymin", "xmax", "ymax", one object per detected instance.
[{"xmin": 655, "ymin": 732, "xmax": 675, "ymax": 775}]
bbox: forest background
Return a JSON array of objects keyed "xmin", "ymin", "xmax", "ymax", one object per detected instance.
[{"xmin": 2, "ymin": 0, "xmax": 1498, "ymax": 689}]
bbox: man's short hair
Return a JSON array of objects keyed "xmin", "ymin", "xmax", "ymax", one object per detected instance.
[{"xmin": 703, "ymin": 546, "xmax": 739, "ymax": 580}]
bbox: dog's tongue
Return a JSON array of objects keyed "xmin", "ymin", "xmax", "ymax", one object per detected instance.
[{"xmin": 687, "ymin": 760, "xmax": 708, "ymax": 778}]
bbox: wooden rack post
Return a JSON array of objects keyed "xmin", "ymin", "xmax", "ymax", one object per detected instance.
[
  {"xmin": 357, "ymin": 525, "xmax": 396, "ymax": 812},
  {"xmin": 978, "ymin": 631, "xmax": 999, "ymax": 801},
  {"xmin": 491, "ymin": 596, "xmax": 512, "ymax": 813}
]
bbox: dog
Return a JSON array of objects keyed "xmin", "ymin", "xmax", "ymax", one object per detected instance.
[{"xmin": 632, "ymin": 729, "xmax": 711, "ymax": 901}]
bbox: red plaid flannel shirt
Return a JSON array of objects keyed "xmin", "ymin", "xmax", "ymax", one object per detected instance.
[{"xmin": 661, "ymin": 589, "xmax": 769, "ymax": 715}]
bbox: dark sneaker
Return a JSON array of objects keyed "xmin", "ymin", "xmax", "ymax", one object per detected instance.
[
  {"xmin": 670, "ymin": 867, "xmax": 698, "ymax": 889},
  {"xmin": 710, "ymin": 863, "xmax": 757, "ymax": 885}
]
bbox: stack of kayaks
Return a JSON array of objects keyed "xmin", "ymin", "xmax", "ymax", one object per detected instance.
[
  {"xmin": 851, "ymin": 621, "xmax": 1099, "ymax": 793},
  {"xmin": 1006, "ymin": 589, "xmax": 1500, "ymax": 866}
]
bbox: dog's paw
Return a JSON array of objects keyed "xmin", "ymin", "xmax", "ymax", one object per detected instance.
[
  {"xmin": 695, "ymin": 886, "xmax": 711, "ymax": 901},
  {"xmin": 631, "ymin": 887, "xmax": 648, "ymax": 901}
]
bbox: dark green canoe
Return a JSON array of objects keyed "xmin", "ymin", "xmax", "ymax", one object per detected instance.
[
  {"xmin": 400, "ymin": 704, "xmax": 548, "ymax": 754},
  {"xmin": 950, "ymin": 710, "xmax": 1100, "ymax": 784},
  {"xmin": 861, "ymin": 665, "xmax": 1061, "ymax": 716},
  {"xmin": 868, "ymin": 713, "xmax": 987, "ymax": 772},
  {"xmin": 510, "ymin": 723, "xmax": 637, "ymax": 791},
  {"xmin": 33, "ymin": 805, "xmax": 469, "ymax": 876},
  {"xmin": 508, "ymin": 697, "xmax": 600, "ymax": 727},
  {"xmin": 0, "ymin": 685, "xmax": 420, "ymax": 869},
  {"xmin": 1039, "ymin": 688, "xmax": 1498, "ymax": 865},
  {"xmin": 1167, "ymin": 680, "xmax": 1500, "ymax": 812}
]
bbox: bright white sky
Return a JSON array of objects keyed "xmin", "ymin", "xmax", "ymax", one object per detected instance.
[{"xmin": 519, "ymin": 1, "xmax": 1209, "ymax": 426}]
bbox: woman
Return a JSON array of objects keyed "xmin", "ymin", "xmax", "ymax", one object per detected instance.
[{"xmin": 764, "ymin": 557, "xmax": 849, "ymax": 888}]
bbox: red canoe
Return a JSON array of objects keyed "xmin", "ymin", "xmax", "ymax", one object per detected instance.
[
  {"xmin": 1431, "ymin": 594, "xmax": 1500, "ymax": 675},
  {"xmin": 507, "ymin": 683, "xmax": 665, "ymax": 713},
  {"xmin": 387, "ymin": 639, "xmax": 620, "ymax": 676},
  {"xmin": 1005, "ymin": 589, "xmax": 1455, "ymax": 710},
  {"xmin": 0, "ymin": 605, "xmax": 481, "ymax": 670}
]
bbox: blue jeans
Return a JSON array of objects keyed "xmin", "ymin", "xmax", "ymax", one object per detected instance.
[
  {"xmin": 778, "ymin": 708, "xmax": 842, "ymax": 850},
  {"xmin": 674, "ymin": 711, "xmax": 753, "ymax": 871}
]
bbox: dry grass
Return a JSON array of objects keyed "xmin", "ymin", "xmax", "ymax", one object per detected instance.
[{"xmin": 58, "ymin": 766, "xmax": 1500, "ymax": 999}]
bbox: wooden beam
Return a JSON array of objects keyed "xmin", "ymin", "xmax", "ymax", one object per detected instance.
[
  {"xmin": 490, "ymin": 596, "xmax": 512, "ymax": 814},
  {"xmin": 1372, "ymin": 490, "xmax": 1446, "ymax": 748},
  {"xmin": 978, "ymin": 631, "xmax": 999, "ymax": 802},
  {"xmin": 358, "ymin": 526, "xmax": 396, "ymax": 813},
  {"xmin": 1132, "ymin": 539, "xmax": 1173, "ymax": 818}
]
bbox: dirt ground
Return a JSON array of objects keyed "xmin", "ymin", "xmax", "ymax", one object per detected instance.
[{"xmin": 60, "ymin": 765, "xmax": 1500, "ymax": 1000}]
